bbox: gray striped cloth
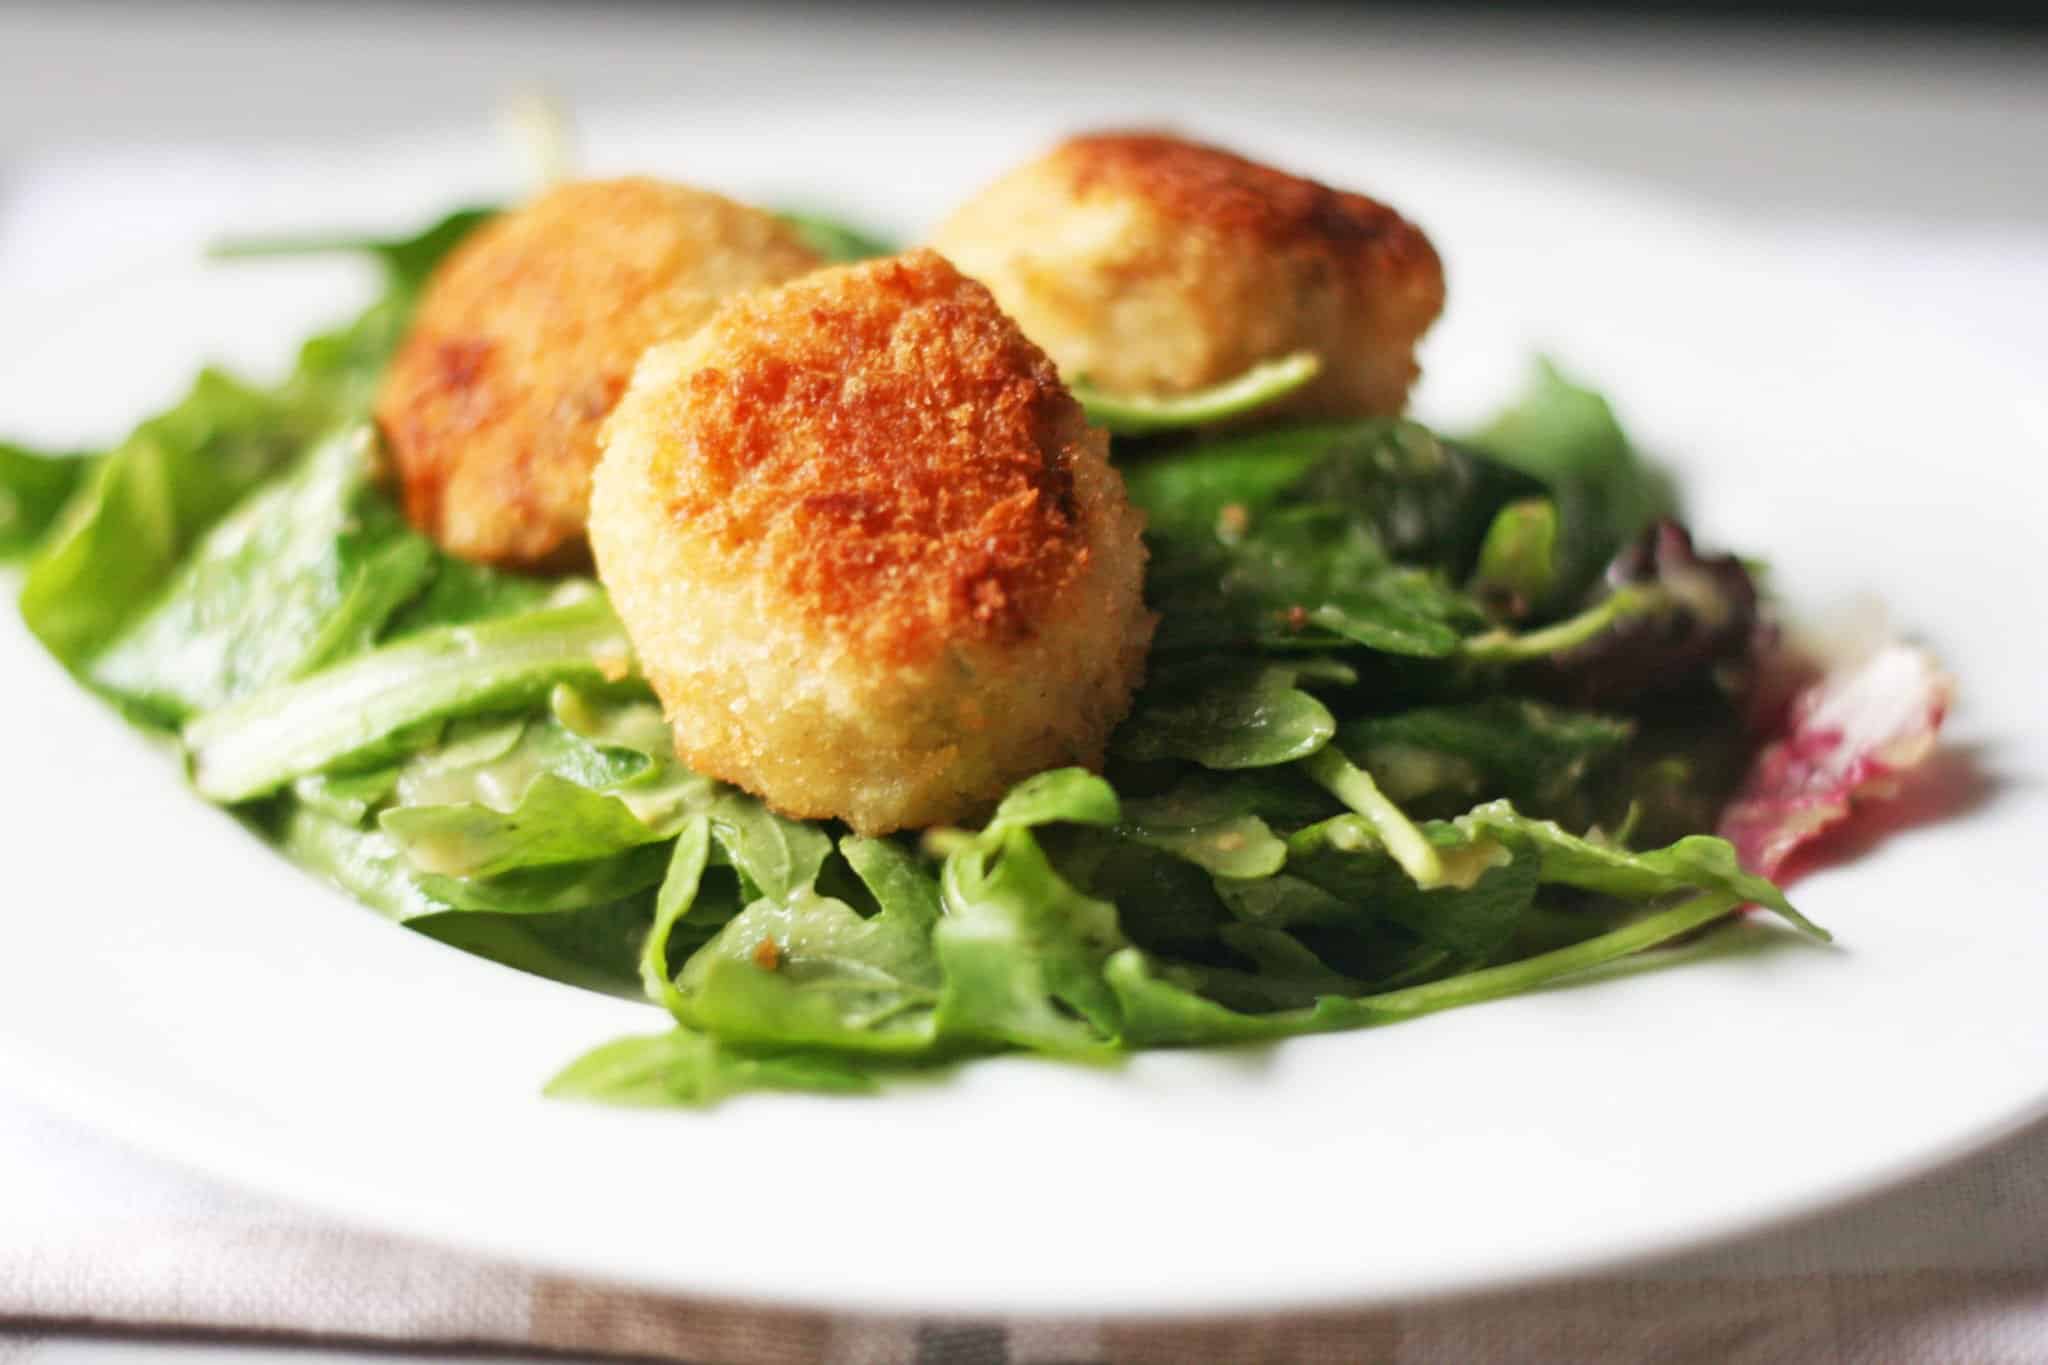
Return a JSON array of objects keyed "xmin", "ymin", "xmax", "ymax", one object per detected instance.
[{"xmin": 7, "ymin": 1090, "xmax": 2048, "ymax": 1364}]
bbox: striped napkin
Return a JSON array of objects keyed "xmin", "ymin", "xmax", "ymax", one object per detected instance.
[{"xmin": 8, "ymin": 1086, "xmax": 2048, "ymax": 1363}]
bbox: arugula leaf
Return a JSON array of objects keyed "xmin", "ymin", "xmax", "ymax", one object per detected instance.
[
  {"xmin": 978, "ymin": 767, "xmax": 1121, "ymax": 834},
  {"xmin": 638, "ymin": 817, "xmax": 716, "ymax": 1014},
  {"xmin": 1134, "ymin": 423, "xmax": 1506, "ymax": 659},
  {"xmin": 1128, "ymin": 419, "xmax": 1528, "ymax": 565},
  {"xmin": 292, "ymin": 765, "xmax": 404, "ymax": 825},
  {"xmin": 1115, "ymin": 661, "xmax": 1342, "ymax": 769},
  {"xmin": 1471, "ymin": 360, "xmax": 1671, "ymax": 606},
  {"xmin": 23, "ymin": 206, "xmax": 493, "ymax": 671},
  {"xmin": 1115, "ymin": 786, "xmax": 1288, "ymax": 880},
  {"xmin": 209, "ymin": 205, "xmax": 499, "ymax": 295},
  {"xmin": 1282, "ymin": 812, "xmax": 1539, "ymax": 961},
  {"xmin": 184, "ymin": 595, "xmax": 634, "ymax": 802},
  {"xmin": 280, "ymin": 799, "xmax": 657, "ymax": 993},
  {"xmin": 841, "ymin": 834, "xmax": 943, "ymax": 934},
  {"xmin": 375, "ymin": 687, "xmax": 716, "ymax": 881},
  {"xmin": 382, "ymin": 774, "xmax": 671, "ymax": 878},
  {"xmin": 278, "ymin": 798, "xmax": 455, "ymax": 922},
  {"xmin": 21, "ymin": 371, "xmax": 308, "ymax": 666},
  {"xmin": 1281, "ymin": 422, "xmax": 1536, "ymax": 573},
  {"xmin": 674, "ymin": 877, "xmax": 945, "ymax": 1055},
  {"xmin": 1073, "ymin": 352, "xmax": 1321, "ymax": 435},
  {"xmin": 1199, "ymin": 923, "xmax": 1365, "ymax": 1009},
  {"xmin": 381, "ymin": 556, "xmax": 556, "ymax": 639},
  {"xmin": 632, "ymin": 791, "xmax": 845, "ymax": 1011},
  {"xmin": 416, "ymin": 843, "xmax": 673, "ymax": 915},
  {"xmin": 0, "ymin": 442, "xmax": 92, "ymax": 559},
  {"xmin": 929, "ymin": 774, "xmax": 1130, "ymax": 1056},
  {"xmin": 1147, "ymin": 501, "xmax": 1480, "ymax": 657},
  {"xmin": 546, "ymin": 1028, "xmax": 878, "ymax": 1106},
  {"xmin": 1119, "ymin": 425, "xmax": 1335, "ymax": 540},
  {"xmin": 1469, "ymin": 497, "xmax": 1561, "ymax": 620},
  {"xmin": 416, "ymin": 895, "xmax": 658, "ymax": 997},
  {"xmin": 1107, "ymin": 890, "xmax": 1747, "ymax": 1046},
  {"xmin": 935, "ymin": 825, "xmax": 1129, "ymax": 1056},
  {"xmin": 1450, "ymin": 800, "xmax": 1824, "ymax": 937},
  {"xmin": 1336, "ymin": 697, "xmax": 1634, "ymax": 820},
  {"xmin": 89, "ymin": 425, "xmax": 435, "ymax": 722},
  {"xmin": 707, "ymin": 792, "xmax": 835, "ymax": 903}
]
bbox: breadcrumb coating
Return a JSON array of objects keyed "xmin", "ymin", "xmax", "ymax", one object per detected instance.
[
  {"xmin": 590, "ymin": 250, "xmax": 1154, "ymax": 834},
  {"xmin": 375, "ymin": 177, "xmax": 821, "ymax": 568},
  {"xmin": 928, "ymin": 130, "xmax": 1445, "ymax": 420}
]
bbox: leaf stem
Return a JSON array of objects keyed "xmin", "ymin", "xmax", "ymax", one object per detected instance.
[
  {"xmin": 1299, "ymin": 747, "xmax": 1445, "ymax": 888},
  {"xmin": 1460, "ymin": 584, "xmax": 1658, "ymax": 662},
  {"xmin": 207, "ymin": 235, "xmax": 380, "ymax": 261},
  {"xmin": 1359, "ymin": 891, "xmax": 1738, "ymax": 1019}
]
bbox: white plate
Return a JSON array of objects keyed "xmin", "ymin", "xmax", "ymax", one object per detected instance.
[{"xmin": 1, "ymin": 102, "xmax": 2043, "ymax": 1319}]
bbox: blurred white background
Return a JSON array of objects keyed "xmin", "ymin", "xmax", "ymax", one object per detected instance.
[{"xmin": 2, "ymin": 0, "xmax": 2045, "ymax": 224}]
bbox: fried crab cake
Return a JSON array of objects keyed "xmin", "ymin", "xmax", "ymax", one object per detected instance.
[
  {"xmin": 375, "ymin": 177, "xmax": 821, "ymax": 568},
  {"xmin": 927, "ymin": 131, "xmax": 1445, "ymax": 420},
  {"xmin": 590, "ymin": 249, "xmax": 1154, "ymax": 834}
]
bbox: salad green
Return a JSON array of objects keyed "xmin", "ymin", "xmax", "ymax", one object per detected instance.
[{"xmin": 2, "ymin": 207, "xmax": 1823, "ymax": 1106}]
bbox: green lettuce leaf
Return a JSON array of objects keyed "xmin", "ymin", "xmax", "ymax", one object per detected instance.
[
  {"xmin": 21, "ymin": 371, "xmax": 308, "ymax": 666},
  {"xmin": 1107, "ymin": 889, "xmax": 1746, "ymax": 1047},
  {"xmin": 546, "ymin": 1028, "xmax": 879, "ymax": 1106},
  {"xmin": 23, "ymin": 206, "xmax": 495, "ymax": 670},
  {"xmin": 1468, "ymin": 496, "xmax": 1561, "ymax": 620},
  {"xmin": 1115, "ymin": 784, "xmax": 1288, "ymax": 880},
  {"xmin": 89, "ymin": 425, "xmax": 435, "ymax": 722},
  {"xmin": 184, "ymin": 594, "xmax": 634, "ymax": 802},
  {"xmin": 774, "ymin": 209, "xmax": 897, "ymax": 263},
  {"xmin": 1335, "ymin": 697, "xmax": 1634, "ymax": 820},
  {"xmin": 383, "ymin": 774, "xmax": 673, "ymax": 879},
  {"xmin": 632, "ymin": 792, "xmax": 842, "ymax": 1009},
  {"xmin": 1471, "ymin": 360, "xmax": 1672, "ymax": 606},
  {"xmin": 706, "ymin": 791, "xmax": 835, "ymax": 903},
  {"xmin": 1115, "ymin": 661, "xmax": 1345, "ymax": 769},
  {"xmin": 1119, "ymin": 424, "xmax": 1333, "ymax": 540},
  {"xmin": 374, "ymin": 687, "xmax": 717, "ymax": 881},
  {"xmin": 209, "ymin": 205, "xmax": 500, "ymax": 295},
  {"xmin": 929, "ymin": 772, "xmax": 1129, "ymax": 1057},
  {"xmin": 1281, "ymin": 812, "xmax": 1539, "ymax": 962},
  {"xmin": 0, "ymin": 442, "xmax": 92, "ymax": 559},
  {"xmin": 1147, "ymin": 502, "xmax": 1480, "ymax": 657},
  {"xmin": 278, "ymin": 798, "xmax": 655, "ymax": 993},
  {"xmin": 673, "ymin": 877, "xmax": 944, "ymax": 1055},
  {"xmin": 380, "ymin": 557, "xmax": 556, "ymax": 639},
  {"xmin": 1073, "ymin": 352, "xmax": 1321, "ymax": 435},
  {"xmin": 1450, "ymin": 800, "xmax": 1825, "ymax": 937}
]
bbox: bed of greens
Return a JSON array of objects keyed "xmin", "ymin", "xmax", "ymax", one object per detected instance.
[{"xmin": 1, "ymin": 208, "xmax": 1828, "ymax": 1106}]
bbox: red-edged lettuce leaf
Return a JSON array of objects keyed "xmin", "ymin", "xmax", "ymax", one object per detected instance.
[{"xmin": 1719, "ymin": 641, "xmax": 1953, "ymax": 877}]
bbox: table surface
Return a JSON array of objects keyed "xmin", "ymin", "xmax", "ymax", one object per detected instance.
[{"xmin": 2, "ymin": 3, "xmax": 2045, "ymax": 1361}]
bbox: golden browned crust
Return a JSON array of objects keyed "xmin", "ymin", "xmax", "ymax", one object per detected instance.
[
  {"xmin": 927, "ymin": 130, "xmax": 1446, "ymax": 419},
  {"xmin": 589, "ymin": 248, "xmax": 1155, "ymax": 833},
  {"xmin": 374, "ymin": 177, "xmax": 820, "ymax": 568},
  {"xmin": 1060, "ymin": 130, "xmax": 1441, "ymax": 278},
  {"xmin": 651, "ymin": 249, "xmax": 1095, "ymax": 666}
]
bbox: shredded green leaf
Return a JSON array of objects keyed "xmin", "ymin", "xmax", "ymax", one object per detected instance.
[{"xmin": 1074, "ymin": 352, "xmax": 1322, "ymax": 434}]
